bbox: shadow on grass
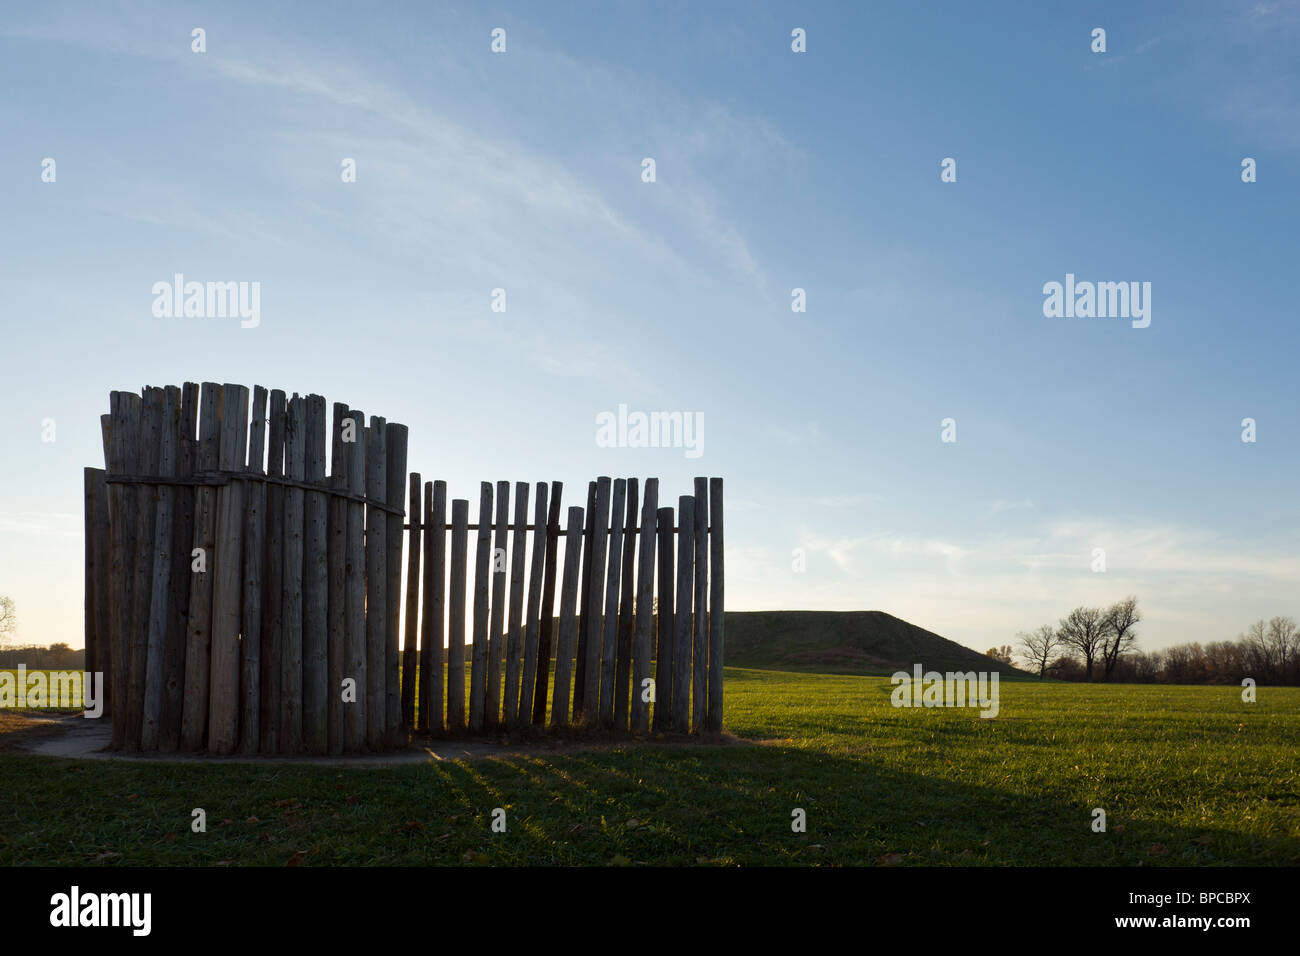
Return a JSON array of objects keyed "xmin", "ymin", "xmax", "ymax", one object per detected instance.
[{"xmin": 1, "ymin": 742, "xmax": 1294, "ymax": 866}]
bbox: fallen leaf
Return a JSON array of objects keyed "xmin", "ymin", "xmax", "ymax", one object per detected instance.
[
  {"xmin": 1147, "ymin": 844, "xmax": 1169, "ymax": 857},
  {"xmin": 285, "ymin": 852, "xmax": 304, "ymax": 867},
  {"xmin": 875, "ymin": 853, "xmax": 905, "ymax": 867},
  {"xmin": 403, "ymin": 821, "xmax": 425, "ymax": 832}
]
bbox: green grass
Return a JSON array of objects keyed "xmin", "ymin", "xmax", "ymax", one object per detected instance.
[{"xmin": 1, "ymin": 669, "xmax": 1296, "ymax": 866}]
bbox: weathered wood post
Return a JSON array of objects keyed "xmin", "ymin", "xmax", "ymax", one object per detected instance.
[
  {"xmin": 259, "ymin": 389, "xmax": 286, "ymax": 752},
  {"xmin": 303, "ymin": 394, "xmax": 330, "ymax": 754},
  {"xmin": 470, "ymin": 482, "xmax": 493, "ymax": 732},
  {"xmin": 653, "ymin": 505, "xmax": 674, "ymax": 733},
  {"xmin": 402, "ymin": 474, "xmax": 422, "ymax": 731},
  {"xmin": 672, "ymin": 496, "xmax": 694, "ymax": 733},
  {"xmin": 598, "ymin": 479, "xmax": 626, "ymax": 727},
  {"xmin": 238, "ymin": 386, "xmax": 267, "ymax": 754},
  {"xmin": 126, "ymin": 386, "xmax": 163, "ymax": 750},
  {"xmin": 447, "ymin": 498, "xmax": 469, "ymax": 731},
  {"xmin": 327, "ymin": 403, "xmax": 350, "ymax": 753},
  {"xmin": 383, "ymin": 423, "xmax": 408, "ymax": 746},
  {"xmin": 209, "ymin": 384, "xmax": 248, "ymax": 754},
  {"xmin": 692, "ymin": 477, "xmax": 709, "ymax": 733},
  {"xmin": 519, "ymin": 482, "xmax": 548, "ymax": 731},
  {"xmin": 573, "ymin": 481, "xmax": 596, "ymax": 716},
  {"xmin": 550, "ymin": 506, "xmax": 585, "ymax": 728},
  {"xmin": 423, "ymin": 481, "xmax": 447, "ymax": 733},
  {"xmin": 107, "ymin": 391, "xmax": 141, "ymax": 748},
  {"xmin": 504, "ymin": 482, "xmax": 529, "ymax": 727},
  {"xmin": 141, "ymin": 386, "xmax": 178, "ymax": 750},
  {"xmin": 707, "ymin": 477, "xmax": 724, "ymax": 732},
  {"xmin": 343, "ymin": 409, "xmax": 367, "ymax": 751},
  {"xmin": 531, "ymin": 481, "xmax": 563, "ymax": 725},
  {"xmin": 180, "ymin": 384, "xmax": 217, "ymax": 751},
  {"xmin": 279, "ymin": 394, "xmax": 306, "ymax": 754},
  {"xmin": 364, "ymin": 416, "xmax": 387, "ymax": 749},
  {"xmin": 580, "ymin": 477, "xmax": 609, "ymax": 724},
  {"xmin": 630, "ymin": 479, "xmax": 657, "ymax": 733},
  {"xmin": 161, "ymin": 383, "xmax": 197, "ymax": 750},
  {"xmin": 488, "ymin": 480, "xmax": 509, "ymax": 728},
  {"xmin": 614, "ymin": 478, "xmax": 638, "ymax": 731}
]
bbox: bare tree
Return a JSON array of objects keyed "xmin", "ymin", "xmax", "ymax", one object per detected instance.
[
  {"xmin": 1242, "ymin": 619, "xmax": 1272, "ymax": 681},
  {"xmin": 0, "ymin": 596, "xmax": 15, "ymax": 643},
  {"xmin": 1100, "ymin": 596, "xmax": 1141, "ymax": 680},
  {"xmin": 1057, "ymin": 606, "xmax": 1108, "ymax": 681},
  {"xmin": 1017, "ymin": 624, "xmax": 1060, "ymax": 678},
  {"xmin": 1266, "ymin": 616, "xmax": 1297, "ymax": 682}
]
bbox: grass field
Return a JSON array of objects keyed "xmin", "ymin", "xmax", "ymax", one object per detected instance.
[{"xmin": 1, "ymin": 668, "xmax": 1296, "ymax": 866}]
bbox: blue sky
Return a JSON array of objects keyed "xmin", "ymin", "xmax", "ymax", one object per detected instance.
[{"xmin": 2, "ymin": 1, "xmax": 1298, "ymax": 656}]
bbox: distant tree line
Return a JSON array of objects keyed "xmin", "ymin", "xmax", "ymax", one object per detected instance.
[
  {"xmin": 1014, "ymin": 598, "xmax": 1300, "ymax": 685},
  {"xmin": 0, "ymin": 643, "xmax": 85, "ymax": 669}
]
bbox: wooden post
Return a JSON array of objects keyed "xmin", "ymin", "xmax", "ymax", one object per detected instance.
[
  {"xmin": 580, "ymin": 477, "xmax": 609, "ymax": 724},
  {"xmin": 550, "ymin": 506, "xmax": 584, "ymax": 728},
  {"xmin": 672, "ymin": 496, "xmax": 694, "ymax": 733},
  {"xmin": 364, "ymin": 417, "xmax": 387, "ymax": 749},
  {"xmin": 279, "ymin": 394, "xmax": 306, "ymax": 754},
  {"xmin": 423, "ymin": 481, "xmax": 447, "ymax": 733},
  {"xmin": 303, "ymin": 394, "xmax": 329, "ymax": 754},
  {"xmin": 83, "ymin": 468, "xmax": 107, "ymax": 712},
  {"xmin": 208, "ymin": 384, "xmax": 249, "ymax": 754},
  {"xmin": 707, "ymin": 478, "xmax": 725, "ymax": 732},
  {"xmin": 259, "ymin": 389, "xmax": 286, "ymax": 752},
  {"xmin": 89, "ymin": 462, "xmax": 113, "ymax": 718},
  {"xmin": 402, "ymin": 474, "xmax": 422, "ymax": 731},
  {"xmin": 126, "ymin": 386, "xmax": 163, "ymax": 750},
  {"xmin": 107, "ymin": 392, "xmax": 141, "ymax": 748},
  {"xmin": 503, "ymin": 482, "xmax": 529, "ymax": 727},
  {"xmin": 653, "ymin": 505, "xmax": 675, "ymax": 733},
  {"xmin": 141, "ymin": 386, "xmax": 179, "ymax": 750},
  {"xmin": 384, "ymin": 423, "xmax": 408, "ymax": 746},
  {"xmin": 238, "ymin": 386, "xmax": 267, "ymax": 754},
  {"xmin": 343, "ymin": 409, "xmax": 367, "ymax": 751},
  {"xmin": 614, "ymin": 478, "xmax": 638, "ymax": 731},
  {"xmin": 161, "ymin": 383, "xmax": 197, "ymax": 750},
  {"xmin": 519, "ymin": 482, "xmax": 548, "ymax": 731},
  {"xmin": 470, "ymin": 482, "xmax": 492, "ymax": 732},
  {"xmin": 488, "ymin": 480, "xmax": 508, "ymax": 728},
  {"xmin": 98, "ymin": 413, "xmax": 115, "ymax": 718},
  {"xmin": 573, "ymin": 480, "xmax": 596, "ymax": 717},
  {"xmin": 446, "ymin": 498, "xmax": 469, "ymax": 731},
  {"xmin": 327, "ymin": 403, "xmax": 350, "ymax": 754},
  {"xmin": 630, "ymin": 480, "xmax": 657, "ymax": 733},
  {"xmin": 692, "ymin": 477, "xmax": 709, "ymax": 733},
  {"xmin": 531, "ymin": 481, "xmax": 563, "ymax": 725},
  {"xmin": 598, "ymin": 479, "xmax": 626, "ymax": 727},
  {"xmin": 180, "ymin": 384, "xmax": 217, "ymax": 751}
]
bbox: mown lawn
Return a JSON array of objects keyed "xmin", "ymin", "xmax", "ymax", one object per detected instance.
[{"xmin": 1, "ymin": 669, "xmax": 1296, "ymax": 866}]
